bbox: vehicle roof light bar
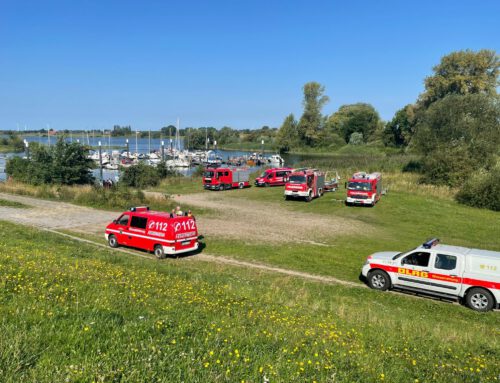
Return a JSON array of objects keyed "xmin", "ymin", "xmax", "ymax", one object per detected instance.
[{"xmin": 422, "ymin": 238, "xmax": 440, "ymax": 249}]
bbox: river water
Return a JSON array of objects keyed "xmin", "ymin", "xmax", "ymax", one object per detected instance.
[{"xmin": 0, "ymin": 135, "xmax": 314, "ymax": 182}]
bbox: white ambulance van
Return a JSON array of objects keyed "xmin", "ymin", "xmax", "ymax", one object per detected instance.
[{"xmin": 361, "ymin": 239, "xmax": 500, "ymax": 311}]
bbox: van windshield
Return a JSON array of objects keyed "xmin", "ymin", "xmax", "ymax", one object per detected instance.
[
  {"xmin": 348, "ymin": 181, "xmax": 371, "ymax": 191},
  {"xmin": 259, "ymin": 171, "xmax": 268, "ymax": 178},
  {"xmin": 289, "ymin": 175, "xmax": 306, "ymax": 184},
  {"xmin": 204, "ymin": 171, "xmax": 214, "ymax": 178}
]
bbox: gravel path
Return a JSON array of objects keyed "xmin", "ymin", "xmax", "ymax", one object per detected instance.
[
  {"xmin": 0, "ymin": 192, "xmax": 116, "ymax": 233},
  {"xmin": 150, "ymin": 191, "xmax": 373, "ymax": 245}
]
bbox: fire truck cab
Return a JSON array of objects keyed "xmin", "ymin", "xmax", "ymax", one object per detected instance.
[
  {"xmin": 203, "ymin": 166, "xmax": 250, "ymax": 190},
  {"xmin": 284, "ymin": 168, "xmax": 325, "ymax": 202},
  {"xmin": 361, "ymin": 238, "xmax": 500, "ymax": 312},
  {"xmin": 346, "ymin": 172, "xmax": 382, "ymax": 207},
  {"xmin": 105, "ymin": 206, "xmax": 199, "ymax": 258},
  {"xmin": 255, "ymin": 167, "xmax": 293, "ymax": 187}
]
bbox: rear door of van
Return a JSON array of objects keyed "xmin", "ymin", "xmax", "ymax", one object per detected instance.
[{"xmin": 170, "ymin": 217, "xmax": 198, "ymax": 252}]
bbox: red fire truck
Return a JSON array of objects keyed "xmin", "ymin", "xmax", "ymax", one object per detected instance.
[
  {"xmin": 345, "ymin": 172, "xmax": 382, "ymax": 207},
  {"xmin": 284, "ymin": 168, "xmax": 325, "ymax": 202},
  {"xmin": 203, "ymin": 166, "xmax": 251, "ymax": 190},
  {"xmin": 254, "ymin": 167, "xmax": 293, "ymax": 187},
  {"xmin": 105, "ymin": 206, "xmax": 199, "ymax": 258}
]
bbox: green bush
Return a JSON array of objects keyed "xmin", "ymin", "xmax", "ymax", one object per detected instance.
[
  {"xmin": 119, "ymin": 163, "xmax": 163, "ymax": 188},
  {"xmin": 5, "ymin": 140, "xmax": 94, "ymax": 185},
  {"xmin": 456, "ymin": 168, "xmax": 500, "ymax": 211}
]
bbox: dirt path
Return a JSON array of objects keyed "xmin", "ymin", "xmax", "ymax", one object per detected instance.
[
  {"xmin": 0, "ymin": 192, "xmax": 116, "ymax": 234},
  {"xmin": 149, "ymin": 191, "xmax": 372, "ymax": 245},
  {"xmin": 0, "ymin": 192, "xmax": 360, "ymax": 288}
]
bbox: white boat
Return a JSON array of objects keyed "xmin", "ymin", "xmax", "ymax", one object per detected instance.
[{"xmin": 266, "ymin": 154, "xmax": 285, "ymax": 167}]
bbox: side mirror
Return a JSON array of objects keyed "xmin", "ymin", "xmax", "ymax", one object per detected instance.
[{"xmin": 113, "ymin": 219, "xmax": 117, "ymax": 224}]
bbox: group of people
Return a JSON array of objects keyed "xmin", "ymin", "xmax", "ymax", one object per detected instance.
[{"xmin": 170, "ymin": 206, "xmax": 193, "ymax": 218}]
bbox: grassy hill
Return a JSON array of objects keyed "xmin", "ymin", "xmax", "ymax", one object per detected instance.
[{"xmin": 0, "ymin": 221, "xmax": 498, "ymax": 382}]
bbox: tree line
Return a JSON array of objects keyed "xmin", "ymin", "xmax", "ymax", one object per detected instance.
[{"xmin": 275, "ymin": 49, "xmax": 500, "ymax": 210}]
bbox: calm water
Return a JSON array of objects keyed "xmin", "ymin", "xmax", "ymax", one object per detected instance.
[{"xmin": 0, "ymin": 135, "xmax": 314, "ymax": 182}]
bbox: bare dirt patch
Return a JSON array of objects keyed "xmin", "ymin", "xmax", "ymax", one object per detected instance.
[
  {"xmin": 170, "ymin": 192, "xmax": 373, "ymax": 244},
  {"xmin": 0, "ymin": 192, "xmax": 115, "ymax": 234}
]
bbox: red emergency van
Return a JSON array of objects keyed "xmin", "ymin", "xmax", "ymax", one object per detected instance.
[
  {"xmin": 203, "ymin": 166, "xmax": 250, "ymax": 190},
  {"xmin": 254, "ymin": 167, "xmax": 293, "ymax": 187},
  {"xmin": 345, "ymin": 172, "xmax": 382, "ymax": 207},
  {"xmin": 105, "ymin": 206, "xmax": 199, "ymax": 258}
]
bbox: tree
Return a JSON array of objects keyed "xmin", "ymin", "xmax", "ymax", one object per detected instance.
[
  {"xmin": 383, "ymin": 104, "xmax": 416, "ymax": 147},
  {"xmin": 297, "ymin": 82, "xmax": 329, "ymax": 146},
  {"xmin": 419, "ymin": 49, "xmax": 500, "ymax": 107},
  {"xmin": 413, "ymin": 94, "xmax": 500, "ymax": 186},
  {"xmin": 328, "ymin": 103, "xmax": 381, "ymax": 143},
  {"xmin": 111, "ymin": 125, "xmax": 132, "ymax": 136},
  {"xmin": 51, "ymin": 140, "xmax": 95, "ymax": 185},
  {"xmin": 161, "ymin": 125, "xmax": 177, "ymax": 137},
  {"xmin": 6, "ymin": 139, "xmax": 95, "ymax": 185},
  {"xmin": 275, "ymin": 114, "xmax": 299, "ymax": 153}
]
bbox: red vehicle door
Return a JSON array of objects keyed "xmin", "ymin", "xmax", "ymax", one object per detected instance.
[
  {"xmin": 128, "ymin": 215, "xmax": 149, "ymax": 250},
  {"xmin": 113, "ymin": 213, "xmax": 131, "ymax": 246}
]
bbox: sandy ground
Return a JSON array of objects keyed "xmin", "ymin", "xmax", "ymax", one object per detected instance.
[
  {"xmin": 0, "ymin": 192, "xmax": 116, "ymax": 234},
  {"xmin": 168, "ymin": 192, "xmax": 371, "ymax": 245},
  {"xmin": 0, "ymin": 191, "xmax": 371, "ymax": 245}
]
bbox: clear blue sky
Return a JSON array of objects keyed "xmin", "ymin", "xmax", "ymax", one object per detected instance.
[{"xmin": 1, "ymin": 0, "xmax": 499, "ymax": 131}]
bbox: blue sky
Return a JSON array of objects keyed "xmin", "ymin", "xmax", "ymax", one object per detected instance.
[{"xmin": 1, "ymin": 0, "xmax": 499, "ymax": 131}]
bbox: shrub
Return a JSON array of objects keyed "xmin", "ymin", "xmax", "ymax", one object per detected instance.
[
  {"xmin": 348, "ymin": 132, "xmax": 364, "ymax": 145},
  {"xmin": 456, "ymin": 168, "xmax": 500, "ymax": 211},
  {"xmin": 120, "ymin": 163, "xmax": 163, "ymax": 188}
]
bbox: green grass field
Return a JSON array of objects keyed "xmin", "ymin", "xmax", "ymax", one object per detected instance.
[{"xmin": 0, "ymin": 221, "xmax": 498, "ymax": 382}]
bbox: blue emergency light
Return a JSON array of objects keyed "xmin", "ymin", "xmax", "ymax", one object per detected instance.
[
  {"xmin": 130, "ymin": 206, "xmax": 150, "ymax": 212},
  {"xmin": 422, "ymin": 238, "xmax": 440, "ymax": 249}
]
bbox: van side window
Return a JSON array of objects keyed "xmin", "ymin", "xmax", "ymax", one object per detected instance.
[
  {"xmin": 224, "ymin": 171, "xmax": 229, "ymax": 176},
  {"xmin": 217, "ymin": 172, "xmax": 223, "ymax": 178},
  {"xmin": 401, "ymin": 251, "xmax": 430, "ymax": 267},
  {"xmin": 130, "ymin": 216, "xmax": 148, "ymax": 229},
  {"xmin": 435, "ymin": 254, "xmax": 457, "ymax": 271},
  {"xmin": 117, "ymin": 214, "xmax": 130, "ymax": 226}
]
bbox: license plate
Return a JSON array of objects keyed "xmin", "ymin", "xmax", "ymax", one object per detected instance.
[{"xmin": 181, "ymin": 240, "xmax": 190, "ymax": 245}]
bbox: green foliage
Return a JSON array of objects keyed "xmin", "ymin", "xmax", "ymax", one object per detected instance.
[
  {"xmin": 51, "ymin": 140, "xmax": 96, "ymax": 185},
  {"xmin": 111, "ymin": 125, "xmax": 132, "ymax": 136},
  {"xmin": 456, "ymin": 167, "xmax": 500, "ymax": 211},
  {"xmin": 160, "ymin": 124, "xmax": 177, "ymax": 137},
  {"xmin": 419, "ymin": 49, "xmax": 500, "ymax": 107},
  {"xmin": 275, "ymin": 113, "xmax": 299, "ymax": 153},
  {"xmin": 348, "ymin": 132, "xmax": 364, "ymax": 145},
  {"xmin": 297, "ymin": 82, "xmax": 329, "ymax": 146},
  {"xmin": 119, "ymin": 162, "xmax": 164, "ymax": 188},
  {"xmin": 5, "ymin": 140, "xmax": 94, "ymax": 185},
  {"xmin": 414, "ymin": 94, "xmax": 500, "ymax": 186},
  {"xmin": 328, "ymin": 103, "xmax": 381, "ymax": 143},
  {"xmin": 383, "ymin": 105, "xmax": 416, "ymax": 147},
  {"xmin": 0, "ymin": 134, "xmax": 25, "ymax": 152}
]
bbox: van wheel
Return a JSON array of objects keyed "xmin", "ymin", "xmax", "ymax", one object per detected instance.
[
  {"xmin": 238, "ymin": 182, "xmax": 244, "ymax": 189},
  {"xmin": 218, "ymin": 184, "xmax": 224, "ymax": 191},
  {"xmin": 154, "ymin": 245, "xmax": 166, "ymax": 259},
  {"xmin": 264, "ymin": 182, "xmax": 269, "ymax": 187},
  {"xmin": 285, "ymin": 195, "xmax": 290, "ymax": 201},
  {"xmin": 108, "ymin": 235, "xmax": 119, "ymax": 248},
  {"xmin": 367, "ymin": 270, "xmax": 390, "ymax": 291},
  {"xmin": 466, "ymin": 288, "xmax": 495, "ymax": 312}
]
